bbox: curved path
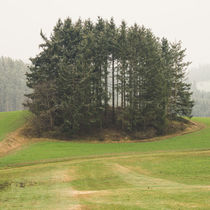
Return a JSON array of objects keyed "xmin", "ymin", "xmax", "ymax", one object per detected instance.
[
  {"xmin": 0, "ymin": 128, "xmax": 40, "ymax": 157},
  {"xmin": 0, "ymin": 120, "xmax": 204, "ymax": 158}
]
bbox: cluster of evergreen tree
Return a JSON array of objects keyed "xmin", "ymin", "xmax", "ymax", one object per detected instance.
[
  {"xmin": 26, "ymin": 17, "xmax": 193, "ymax": 136},
  {"xmin": 0, "ymin": 57, "xmax": 28, "ymax": 112}
]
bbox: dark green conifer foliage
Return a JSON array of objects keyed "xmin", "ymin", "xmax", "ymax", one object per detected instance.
[{"xmin": 26, "ymin": 17, "xmax": 193, "ymax": 136}]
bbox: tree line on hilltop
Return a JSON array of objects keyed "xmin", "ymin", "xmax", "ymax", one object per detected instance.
[
  {"xmin": 191, "ymin": 82, "xmax": 210, "ymax": 117},
  {"xmin": 25, "ymin": 17, "xmax": 193, "ymax": 137},
  {"xmin": 0, "ymin": 57, "xmax": 28, "ymax": 112}
]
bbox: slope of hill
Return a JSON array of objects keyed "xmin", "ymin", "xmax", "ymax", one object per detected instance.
[
  {"xmin": 0, "ymin": 111, "xmax": 210, "ymax": 209},
  {"xmin": 0, "ymin": 111, "xmax": 26, "ymax": 141}
]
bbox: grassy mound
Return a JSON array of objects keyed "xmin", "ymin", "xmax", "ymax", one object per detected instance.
[{"xmin": 0, "ymin": 118, "xmax": 205, "ymax": 168}]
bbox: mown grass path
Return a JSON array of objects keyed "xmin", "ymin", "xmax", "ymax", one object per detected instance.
[{"xmin": 0, "ymin": 113, "xmax": 210, "ymax": 209}]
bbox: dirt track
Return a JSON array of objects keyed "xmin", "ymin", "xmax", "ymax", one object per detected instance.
[{"xmin": 0, "ymin": 128, "xmax": 38, "ymax": 157}]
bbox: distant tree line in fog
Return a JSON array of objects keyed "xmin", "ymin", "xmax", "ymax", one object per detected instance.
[
  {"xmin": 0, "ymin": 57, "xmax": 28, "ymax": 112},
  {"xmin": 188, "ymin": 65, "xmax": 210, "ymax": 117},
  {"xmin": 191, "ymin": 82, "xmax": 210, "ymax": 117}
]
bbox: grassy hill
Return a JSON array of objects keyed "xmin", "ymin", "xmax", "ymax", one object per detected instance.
[
  {"xmin": 0, "ymin": 111, "xmax": 26, "ymax": 141},
  {"xmin": 0, "ymin": 111, "xmax": 210, "ymax": 209}
]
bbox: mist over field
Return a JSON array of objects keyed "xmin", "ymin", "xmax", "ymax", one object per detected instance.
[
  {"xmin": 1, "ymin": 1, "xmax": 210, "ymax": 209},
  {"xmin": 0, "ymin": 0, "xmax": 210, "ymax": 66}
]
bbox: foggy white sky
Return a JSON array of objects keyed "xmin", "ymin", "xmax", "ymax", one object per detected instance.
[{"xmin": 0, "ymin": 0, "xmax": 210, "ymax": 66}]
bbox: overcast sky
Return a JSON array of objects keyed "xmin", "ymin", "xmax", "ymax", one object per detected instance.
[{"xmin": 0, "ymin": 0, "xmax": 210, "ymax": 67}]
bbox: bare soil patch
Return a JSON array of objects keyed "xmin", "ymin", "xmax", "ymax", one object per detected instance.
[
  {"xmin": 0, "ymin": 127, "xmax": 40, "ymax": 157},
  {"xmin": 68, "ymin": 204, "xmax": 83, "ymax": 210}
]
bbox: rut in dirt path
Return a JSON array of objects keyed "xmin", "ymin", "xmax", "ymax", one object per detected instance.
[{"xmin": 0, "ymin": 128, "xmax": 39, "ymax": 157}]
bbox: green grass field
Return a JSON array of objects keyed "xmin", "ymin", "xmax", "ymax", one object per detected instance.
[
  {"xmin": 0, "ymin": 112, "xmax": 210, "ymax": 209},
  {"xmin": 0, "ymin": 111, "xmax": 26, "ymax": 141}
]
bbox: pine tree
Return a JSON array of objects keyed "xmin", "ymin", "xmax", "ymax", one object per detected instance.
[{"xmin": 25, "ymin": 17, "xmax": 193, "ymax": 137}]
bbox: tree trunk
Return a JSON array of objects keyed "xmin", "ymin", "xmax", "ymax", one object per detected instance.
[{"xmin": 112, "ymin": 55, "xmax": 115, "ymax": 123}]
